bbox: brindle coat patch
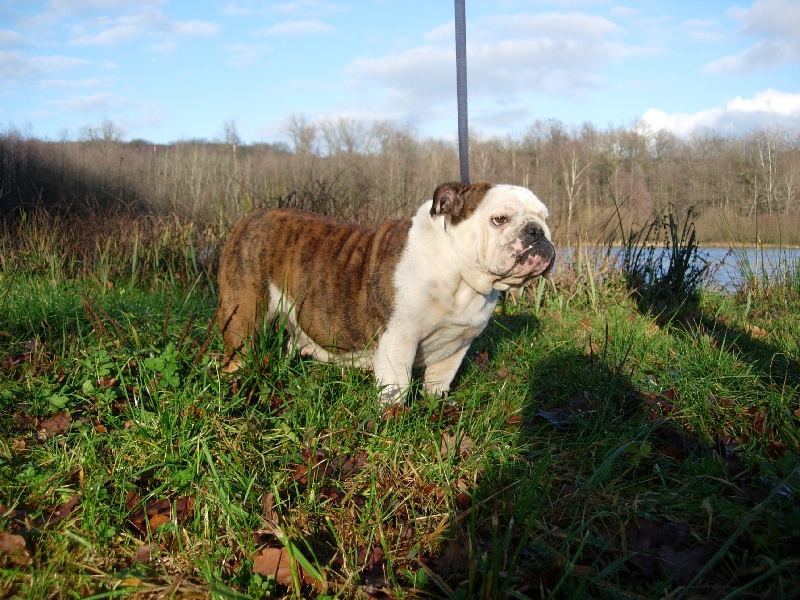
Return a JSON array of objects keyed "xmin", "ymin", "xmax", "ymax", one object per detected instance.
[{"xmin": 217, "ymin": 208, "xmax": 411, "ymax": 368}]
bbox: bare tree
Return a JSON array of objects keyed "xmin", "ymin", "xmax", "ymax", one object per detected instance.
[
  {"xmin": 560, "ymin": 141, "xmax": 591, "ymax": 237},
  {"xmin": 320, "ymin": 117, "xmax": 366, "ymax": 155},
  {"xmin": 80, "ymin": 118, "xmax": 124, "ymax": 142},
  {"xmin": 285, "ymin": 113, "xmax": 318, "ymax": 154},
  {"xmin": 756, "ymin": 129, "xmax": 778, "ymax": 214},
  {"xmin": 220, "ymin": 119, "xmax": 242, "ymax": 146}
]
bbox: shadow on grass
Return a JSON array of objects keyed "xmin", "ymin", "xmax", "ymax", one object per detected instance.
[
  {"xmin": 620, "ymin": 205, "xmax": 799, "ymax": 450},
  {"xmin": 435, "ymin": 310, "xmax": 800, "ymax": 598},
  {"xmin": 664, "ymin": 302, "xmax": 798, "ymax": 388},
  {"xmin": 439, "ymin": 346, "xmax": 681, "ymax": 598}
]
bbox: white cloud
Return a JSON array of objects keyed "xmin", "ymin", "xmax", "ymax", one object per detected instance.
[
  {"xmin": 0, "ymin": 29, "xmax": 26, "ymax": 47},
  {"xmin": 706, "ymin": 0, "xmax": 800, "ymax": 73},
  {"xmin": 706, "ymin": 40, "xmax": 799, "ymax": 74},
  {"xmin": 482, "ymin": 12, "xmax": 622, "ymax": 43},
  {"xmin": 49, "ymin": 0, "xmax": 134, "ymax": 13},
  {"xmin": 0, "ymin": 50, "xmax": 86, "ymax": 80},
  {"xmin": 609, "ymin": 6, "xmax": 639, "ymax": 19},
  {"xmin": 345, "ymin": 11, "xmax": 636, "ymax": 123},
  {"xmin": 39, "ymin": 77, "xmax": 109, "ymax": 89},
  {"xmin": 172, "ymin": 20, "xmax": 218, "ymax": 37},
  {"xmin": 681, "ymin": 19, "xmax": 724, "ymax": 43},
  {"xmin": 68, "ymin": 6, "xmax": 218, "ymax": 47},
  {"xmin": 641, "ymin": 89, "xmax": 800, "ymax": 137},
  {"xmin": 56, "ymin": 91, "xmax": 130, "ymax": 112},
  {"xmin": 223, "ymin": 1, "xmax": 341, "ymax": 18},
  {"xmin": 735, "ymin": 0, "xmax": 800, "ymax": 38},
  {"xmin": 222, "ymin": 43, "xmax": 265, "ymax": 67},
  {"xmin": 255, "ymin": 20, "xmax": 335, "ymax": 36},
  {"xmin": 150, "ymin": 39, "xmax": 178, "ymax": 53}
]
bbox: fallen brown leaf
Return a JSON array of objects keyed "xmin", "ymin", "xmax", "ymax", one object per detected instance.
[
  {"xmin": 430, "ymin": 403, "xmax": 463, "ymax": 425},
  {"xmin": 128, "ymin": 497, "xmax": 195, "ymax": 536},
  {"xmin": 149, "ymin": 513, "xmax": 170, "ymax": 529},
  {"xmin": 125, "ymin": 491, "xmax": 141, "ymax": 512},
  {"xmin": 624, "ymin": 518, "xmax": 716, "ymax": 586},
  {"xmin": 37, "ymin": 411, "xmax": 72, "ymax": 439},
  {"xmin": 12, "ymin": 412, "xmax": 38, "ymax": 431},
  {"xmin": 455, "ymin": 492, "xmax": 471, "ymax": 510},
  {"xmin": 505, "ymin": 413, "xmax": 523, "ymax": 426},
  {"xmin": 431, "ymin": 539, "xmax": 471, "ymax": 577},
  {"xmin": 359, "ymin": 546, "xmax": 386, "ymax": 574},
  {"xmin": 262, "ymin": 492, "xmax": 280, "ymax": 529},
  {"xmin": 0, "ymin": 506, "xmax": 32, "ymax": 535},
  {"xmin": 381, "ymin": 404, "xmax": 410, "ymax": 420},
  {"xmin": 656, "ymin": 426, "xmax": 701, "ymax": 462},
  {"xmin": 334, "ymin": 452, "xmax": 369, "ymax": 477},
  {"xmin": 292, "ymin": 464, "xmax": 309, "ymax": 486},
  {"xmin": 753, "ymin": 411, "xmax": 767, "ymax": 435},
  {"xmin": 767, "ymin": 441, "xmax": 788, "ymax": 458},
  {"xmin": 359, "ymin": 546, "xmax": 387, "ymax": 589},
  {"xmin": 440, "ymin": 432, "xmax": 475, "ymax": 457},
  {"xmin": 537, "ymin": 406, "xmax": 575, "ymax": 428},
  {"xmin": 98, "ymin": 376, "xmax": 117, "ymax": 388},
  {"xmin": 46, "ymin": 492, "xmax": 80, "ymax": 527},
  {"xmin": 584, "ymin": 340, "xmax": 603, "ymax": 356},
  {"xmin": 252, "ymin": 546, "xmax": 321, "ymax": 590},
  {"xmin": 572, "ymin": 564, "xmax": 591, "ymax": 576},
  {"xmin": 0, "ymin": 533, "xmax": 30, "ymax": 565},
  {"xmin": 134, "ymin": 543, "xmax": 159, "ymax": 564},
  {"xmin": 253, "ymin": 547, "xmax": 293, "ymax": 584},
  {"xmin": 744, "ymin": 324, "xmax": 768, "ymax": 339}
]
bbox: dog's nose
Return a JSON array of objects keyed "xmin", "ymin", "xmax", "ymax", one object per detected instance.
[{"xmin": 524, "ymin": 223, "xmax": 544, "ymax": 239}]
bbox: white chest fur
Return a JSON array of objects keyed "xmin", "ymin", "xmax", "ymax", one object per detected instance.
[{"xmin": 413, "ymin": 281, "xmax": 497, "ymax": 366}]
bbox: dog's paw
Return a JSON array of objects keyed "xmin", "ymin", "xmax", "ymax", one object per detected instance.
[{"xmin": 378, "ymin": 383, "xmax": 406, "ymax": 406}]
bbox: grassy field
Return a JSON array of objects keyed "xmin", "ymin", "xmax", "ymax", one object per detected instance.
[{"xmin": 1, "ymin": 210, "xmax": 800, "ymax": 599}]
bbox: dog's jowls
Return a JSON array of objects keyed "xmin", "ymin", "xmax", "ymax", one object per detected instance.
[{"xmin": 217, "ymin": 181, "xmax": 555, "ymax": 405}]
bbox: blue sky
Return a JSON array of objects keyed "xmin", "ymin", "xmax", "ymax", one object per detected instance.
[{"xmin": 1, "ymin": 0, "xmax": 799, "ymax": 145}]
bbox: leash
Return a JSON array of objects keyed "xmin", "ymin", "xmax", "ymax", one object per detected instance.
[{"xmin": 454, "ymin": 0, "xmax": 470, "ymax": 184}]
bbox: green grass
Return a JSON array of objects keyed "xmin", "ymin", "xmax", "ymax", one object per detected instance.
[{"xmin": 1, "ymin": 212, "xmax": 800, "ymax": 599}]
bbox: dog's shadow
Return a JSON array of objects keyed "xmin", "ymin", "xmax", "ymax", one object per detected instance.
[{"xmin": 448, "ymin": 307, "xmax": 543, "ymax": 391}]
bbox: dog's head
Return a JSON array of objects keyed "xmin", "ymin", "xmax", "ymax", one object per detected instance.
[{"xmin": 431, "ymin": 181, "xmax": 555, "ymax": 291}]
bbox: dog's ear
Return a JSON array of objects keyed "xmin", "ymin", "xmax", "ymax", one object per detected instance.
[
  {"xmin": 430, "ymin": 182, "xmax": 469, "ymax": 218},
  {"xmin": 431, "ymin": 181, "xmax": 494, "ymax": 225}
]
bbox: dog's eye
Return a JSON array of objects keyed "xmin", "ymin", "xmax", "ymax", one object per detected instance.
[{"xmin": 491, "ymin": 216, "xmax": 508, "ymax": 227}]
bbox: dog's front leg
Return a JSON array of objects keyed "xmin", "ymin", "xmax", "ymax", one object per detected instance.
[
  {"xmin": 422, "ymin": 344, "xmax": 471, "ymax": 398},
  {"xmin": 422, "ymin": 344, "xmax": 469, "ymax": 398},
  {"xmin": 373, "ymin": 331, "xmax": 418, "ymax": 406}
]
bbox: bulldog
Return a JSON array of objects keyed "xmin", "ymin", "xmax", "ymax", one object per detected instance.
[{"xmin": 217, "ymin": 181, "xmax": 555, "ymax": 405}]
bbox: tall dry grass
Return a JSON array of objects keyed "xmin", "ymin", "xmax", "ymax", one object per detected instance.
[
  {"xmin": 0, "ymin": 208, "xmax": 222, "ymax": 292},
  {"xmin": 2, "ymin": 121, "xmax": 800, "ymax": 246},
  {"xmin": 0, "ymin": 133, "xmax": 458, "ymax": 227}
]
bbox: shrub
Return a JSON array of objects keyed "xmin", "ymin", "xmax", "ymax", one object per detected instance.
[{"xmin": 615, "ymin": 206, "xmax": 710, "ymax": 308}]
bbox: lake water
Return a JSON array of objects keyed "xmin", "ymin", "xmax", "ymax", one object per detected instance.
[
  {"xmin": 565, "ymin": 246, "xmax": 800, "ymax": 292},
  {"xmin": 699, "ymin": 246, "xmax": 800, "ymax": 290}
]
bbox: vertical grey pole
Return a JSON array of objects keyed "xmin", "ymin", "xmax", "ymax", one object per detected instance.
[{"xmin": 454, "ymin": 0, "xmax": 469, "ymax": 184}]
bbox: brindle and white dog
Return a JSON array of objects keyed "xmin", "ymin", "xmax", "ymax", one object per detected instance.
[{"xmin": 217, "ymin": 181, "xmax": 555, "ymax": 405}]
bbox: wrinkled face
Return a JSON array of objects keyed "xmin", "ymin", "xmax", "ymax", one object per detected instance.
[{"xmin": 442, "ymin": 184, "xmax": 555, "ymax": 290}]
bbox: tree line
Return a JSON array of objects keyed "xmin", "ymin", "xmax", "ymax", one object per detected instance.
[{"xmin": 1, "ymin": 118, "xmax": 798, "ymax": 244}]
